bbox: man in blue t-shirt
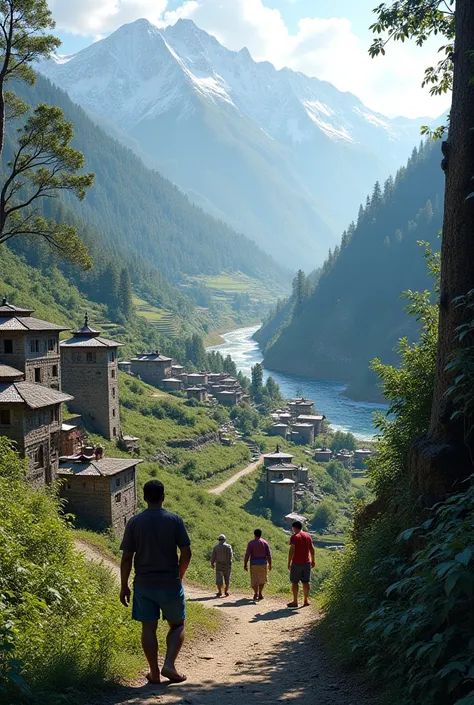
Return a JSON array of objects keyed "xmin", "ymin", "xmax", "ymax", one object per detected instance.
[{"xmin": 120, "ymin": 479, "xmax": 192, "ymax": 684}]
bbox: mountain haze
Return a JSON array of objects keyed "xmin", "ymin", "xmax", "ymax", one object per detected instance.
[
  {"xmin": 258, "ymin": 141, "xmax": 444, "ymax": 400},
  {"xmin": 10, "ymin": 74, "xmax": 287, "ymax": 292},
  {"xmin": 40, "ymin": 18, "xmax": 431, "ymax": 269}
]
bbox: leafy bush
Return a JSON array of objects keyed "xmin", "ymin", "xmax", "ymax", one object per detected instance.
[
  {"xmin": 354, "ymin": 482, "xmax": 474, "ymax": 705},
  {"xmin": 0, "ymin": 439, "xmax": 141, "ymax": 704},
  {"xmin": 311, "ymin": 499, "xmax": 340, "ymax": 531}
]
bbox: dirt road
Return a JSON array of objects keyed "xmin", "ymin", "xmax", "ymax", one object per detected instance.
[
  {"xmin": 207, "ymin": 456, "xmax": 262, "ymax": 495},
  {"xmin": 76, "ymin": 540, "xmax": 376, "ymax": 705}
]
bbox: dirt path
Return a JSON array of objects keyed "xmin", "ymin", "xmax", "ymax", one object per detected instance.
[
  {"xmin": 207, "ymin": 456, "xmax": 262, "ymax": 495},
  {"xmin": 76, "ymin": 540, "xmax": 376, "ymax": 705}
]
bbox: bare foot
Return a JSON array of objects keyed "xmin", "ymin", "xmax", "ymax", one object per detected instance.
[
  {"xmin": 225, "ymin": 590, "xmax": 229, "ymax": 597},
  {"xmin": 216, "ymin": 592, "xmax": 223, "ymax": 598},
  {"xmin": 161, "ymin": 666, "xmax": 187, "ymax": 683},
  {"xmin": 253, "ymin": 593, "xmax": 258, "ymax": 601},
  {"xmin": 303, "ymin": 601, "xmax": 311, "ymax": 607},
  {"xmin": 258, "ymin": 595, "xmax": 264, "ymax": 600},
  {"xmin": 146, "ymin": 672, "xmax": 161, "ymax": 685},
  {"xmin": 287, "ymin": 601, "xmax": 298, "ymax": 608}
]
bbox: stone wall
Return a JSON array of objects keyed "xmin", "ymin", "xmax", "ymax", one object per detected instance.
[
  {"xmin": 131, "ymin": 360, "xmax": 171, "ymax": 386},
  {"xmin": 0, "ymin": 332, "xmax": 61, "ymax": 388},
  {"xmin": 61, "ymin": 347, "xmax": 119, "ymax": 441},
  {"xmin": 60, "ymin": 468, "xmax": 136, "ymax": 533}
]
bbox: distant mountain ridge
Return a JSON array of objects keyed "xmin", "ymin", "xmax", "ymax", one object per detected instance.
[
  {"xmin": 39, "ymin": 18, "xmax": 434, "ymax": 269},
  {"xmin": 258, "ymin": 141, "xmax": 444, "ymax": 401}
]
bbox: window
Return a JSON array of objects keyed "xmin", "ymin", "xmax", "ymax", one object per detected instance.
[
  {"xmin": 0, "ymin": 410, "xmax": 11, "ymax": 425},
  {"xmin": 52, "ymin": 405, "xmax": 59, "ymax": 423},
  {"xmin": 48, "ymin": 338, "xmax": 56, "ymax": 352},
  {"xmin": 34, "ymin": 368, "xmax": 41, "ymax": 383},
  {"xmin": 115, "ymin": 492, "xmax": 122, "ymax": 503},
  {"xmin": 111, "ymin": 369, "xmax": 116, "ymax": 378},
  {"xmin": 110, "ymin": 352, "xmax": 116, "ymax": 362},
  {"xmin": 116, "ymin": 477, "xmax": 121, "ymax": 486},
  {"xmin": 86, "ymin": 352, "xmax": 94, "ymax": 363},
  {"xmin": 4, "ymin": 340, "xmax": 12, "ymax": 354},
  {"xmin": 52, "ymin": 365, "xmax": 58, "ymax": 377},
  {"xmin": 113, "ymin": 427, "xmax": 117, "ymax": 437},
  {"xmin": 34, "ymin": 446, "xmax": 44, "ymax": 468},
  {"xmin": 112, "ymin": 408, "xmax": 116, "ymax": 418},
  {"xmin": 30, "ymin": 339, "xmax": 40, "ymax": 353},
  {"xmin": 112, "ymin": 388, "xmax": 116, "ymax": 399}
]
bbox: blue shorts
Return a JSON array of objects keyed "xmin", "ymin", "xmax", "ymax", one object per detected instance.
[{"xmin": 132, "ymin": 584, "xmax": 186, "ymax": 623}]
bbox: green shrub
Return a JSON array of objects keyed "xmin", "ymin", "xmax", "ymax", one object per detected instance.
[
  {"xmin": 311, "ymin": 499, "xmax": 340, "ymax": 531},
  {"xmin": 0, "ymin": 439, "xmax": 142, "ymax": 704},
  {"xmin": 353, "ymin": 483, "xmax": 474, "ymax": 705}
]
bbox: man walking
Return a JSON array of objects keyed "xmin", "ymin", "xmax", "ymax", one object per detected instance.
[
  {"xmin": 210, "ymin": 534, "xmax": 233, "ymax": 597},
  {"xmin": 120, "ymin": 479, "xmax": 192, "ymax": 684},
  {"xmin": 287, "ymin": 520, "xmax": 315, "ymax": 607},
  {"xmin": 244, "ymin": 528, "xmax": 272, "ymax": 601}
]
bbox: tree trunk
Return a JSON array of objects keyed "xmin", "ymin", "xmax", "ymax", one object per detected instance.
[{"xmin": 411, "ymin": 0, "xmax": 474, "ymax": 499}]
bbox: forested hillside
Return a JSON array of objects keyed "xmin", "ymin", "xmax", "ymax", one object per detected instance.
[
  {"xmin": 259, "ymin": 140, "xmax": 444, "ymax": 400},
  {"xmin": 8, "ymin": 74, "xmax": 288, "ymax": 287}
]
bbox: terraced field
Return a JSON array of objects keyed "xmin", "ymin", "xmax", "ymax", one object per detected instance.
[
  {"xmin": 188, "ymin": 271, "xmax": 285, "ymax": 305},
  {"xmin": 133, "ymin": 295, "xmax": 179, "ymax": 337}
]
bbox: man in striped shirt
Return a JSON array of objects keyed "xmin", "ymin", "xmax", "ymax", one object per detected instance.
[{"xmin": 244, "ymin": 529, "xmax": 272, "ymax": 601}]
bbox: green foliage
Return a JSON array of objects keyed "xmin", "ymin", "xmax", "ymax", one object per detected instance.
[
  {"xmin": 370, "ymin": 246, "xmax": 438, "ymax": 499},
  {"xmin": 326, "ymin": 460, "xmax": 352, "ymax": 489},
  {"xmin": 369, "ymin": 1, "xmax": 454, "ymax": 99},
  {"xmin": 329, "ymin": 431, "xmax": 356, "ymax": 453},
  {"xmin": 0, "ymin": 439, "xmax": 143, "ymax": 703},
  {"xmin": 0, "ymin": 1, "xmax": 60, "ymax": 90},
  {"xmin": 262, "ymin": 140, "xmax": 443, "ymax": 401},
  {"xmin": 353, "ymin": 482, "xmax": 474, "ymax": 705},
  {"xmin": 311, "ymin": 499, "xmax": 339, "ymax": 531}
]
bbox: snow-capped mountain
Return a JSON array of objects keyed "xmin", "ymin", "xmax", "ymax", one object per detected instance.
[{"xmin": 39, "ymin": 18, "xmax": 431, "ymax": 269}]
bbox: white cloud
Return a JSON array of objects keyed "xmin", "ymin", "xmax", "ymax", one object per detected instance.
[{"xmin": 48, "ymin": 0, "xmax": 451, "ymax": 117}]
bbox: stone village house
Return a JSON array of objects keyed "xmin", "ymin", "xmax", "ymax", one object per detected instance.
[{"xmin": 60, "ymin": 315, "xmax": 121, "ymax": 441}]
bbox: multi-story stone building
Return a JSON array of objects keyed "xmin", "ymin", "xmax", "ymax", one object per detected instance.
[
  {"xmin": 58, "ymin": 452, "xmax": 141, "ymax": 533},
  {"xmin": 0, "ymin": 298, "xmax": 68, "ymax": 389},
  {"xmin": 0, "ymin": 364, "xmax": 72, "ymax": 486},
  {"xmin": 130, "ymin": 352, "xmax": 172, "ymax": 386},
  {"xmin": 60, "ymin": 315, "xmax": 122, "ymax": 441}
]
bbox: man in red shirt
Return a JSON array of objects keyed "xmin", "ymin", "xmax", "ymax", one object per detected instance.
[{"xmin": 287, "ymin": 520, "xmax": 315, "ymax": 607}]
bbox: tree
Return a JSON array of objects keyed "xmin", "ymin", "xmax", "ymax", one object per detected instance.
[
  {"xmin": 251, "ymin": 362, "xmax": 264, "ymax": 403},
  {"xmin": 118, "ymin": 267, "xmax": 134, "ymax": 320},
  {"xmin": 0, "ymin": 2, "xmax": 94, "ymax": 265},
  {"xmin": 370, "ymin": 0, "xmax": 474, "ymax": 497},
  {"xmin": 1, "ymin": 104, "xmax": 94, "ymax": 265},
  {"xmin": 0, "ymin": 0, "xmax": 60, "ymax": 154}
]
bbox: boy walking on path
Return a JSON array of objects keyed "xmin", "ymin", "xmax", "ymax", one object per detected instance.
[
  {"xmin": 244, "ymin": 529, "xmax": 272, "ymax": 601},
  {"xmin": 287, "ymin": 520, "xmax": 315, "ymax": 607},
  {"xmin": 120, "ymin": 480, "xmax": 192, "ymax": 684},
  {"xmin": 210, "ymin": 534, "xmax": 233, "ymax": 597}
]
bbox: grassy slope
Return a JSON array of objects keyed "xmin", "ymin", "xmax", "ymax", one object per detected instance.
[{"xmin": 78, "ymin": 375, "xmax": 339, "ymax": 595}]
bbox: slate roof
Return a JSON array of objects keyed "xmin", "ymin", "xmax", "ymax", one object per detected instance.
[
  {"xmin": 58, "ymin": 457, "xmax": 142, "ymax": 477},
  {"xmin": 131, "ymin": 353, "xmax": 172, "ymax": 362},
  {"xmin": 0, "ymin": 300, "xmax": 34, "ymax": 316},
  {"xmin": 0, "ymin": 316, "xmax": 67, "ymax": 331},
  {"xmin": 0, "ymin": 364, "xmax": 24, "ymax": 380},
  {"xmin": 263, "ymin": 450, "xmax": 294, "ymax": 460},
  {"xmin": 296, "ymin": 414, "xmax": 325, "ymax": 422},
  {"xmin": 0, "ymin": 381, "xmax": 72, "ymax": 408},
  {"xmin": 60, "ymin": 335, "xmax": 122, "ymax": 348}
]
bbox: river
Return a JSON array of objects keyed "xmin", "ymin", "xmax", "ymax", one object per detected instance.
[{"xmin": 207, "ymin": 325, "xmax": 388, "ymax": 440}]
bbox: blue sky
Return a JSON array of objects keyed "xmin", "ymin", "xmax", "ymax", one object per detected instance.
[{"xmin": 49, "ymin": 0, "xmax": 451, "ymax": 118}]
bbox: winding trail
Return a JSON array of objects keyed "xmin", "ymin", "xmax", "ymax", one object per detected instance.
[
  {"xmin": 207, "ymin": 456, "xmax": 262, "ymax": 495},
  {"xmin": 76, "ymin": 540, "xmax": 377, "ymax": 705}
]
